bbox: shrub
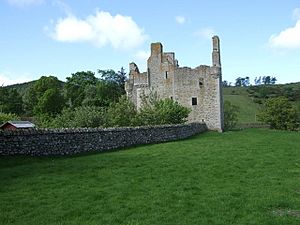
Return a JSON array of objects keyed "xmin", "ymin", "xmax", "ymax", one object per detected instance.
[
  {"xmin": 138, "ymin": 92, "xmax": 191, "ymax": 126},
  {"xmin": 106, "ymin": 95, "xmax": 137, "ymax": 127},
  {"xmin": 224, "ymin": 100, "xmax": 239, "ymax": 131},
  {"xmin": 258, "ymin": 97, "xmax": 299, "ymax": 130},
  {"xmin": 0, "ymin": 112, "xmax": 20, "ymax": 124},
  {"xmin": 41, "ymin": 106, "xmax": 107, "ymax": 128}
]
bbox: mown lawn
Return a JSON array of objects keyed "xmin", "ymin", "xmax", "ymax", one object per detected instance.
[{"xmin": 1, "ymin": 129, "xmax": 300, "ymax": 225}]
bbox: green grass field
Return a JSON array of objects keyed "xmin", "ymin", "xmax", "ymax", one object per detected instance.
[{"xmin": 1, "ymin": 129, "xmax": 300, "ymax": 225}]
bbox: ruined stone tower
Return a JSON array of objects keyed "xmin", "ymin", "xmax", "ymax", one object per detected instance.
[{"xmin": 125, "ymin": 36, "xmax": 224, "ymax": 131}]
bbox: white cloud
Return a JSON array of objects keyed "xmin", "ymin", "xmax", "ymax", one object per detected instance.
[
  {"xmin": 50, "ymin": 10, "xmax": 148, "ymax": 50},
  {"xmin": 0, "ymin": 72, "xmax": 33, "ymax": 86},
  {"xmin": 134, "ymin": 50, "xmax": 150, "ymax": 61},
  {"xmin": 293, "ymin": 8, "xmax": 300, "ymax": 20},
  {"xmin": 175, "ymin": 16, "xmax": 186, "ymax": 25},
  {"xmin": 269, "ymin": 20, "xmax": 300, "ymax": 49},
  {"xmin": 6, "ymin": 0, "xmax": 44, "ymax": 7},
  {"xmin": 195, "ymin": 27, "xmax": 216, "ymax": 39}
]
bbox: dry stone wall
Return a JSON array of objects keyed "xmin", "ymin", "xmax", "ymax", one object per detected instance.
[{"xmin": 0, "ymin": 123, "xmax": 207, "ymax": 156}]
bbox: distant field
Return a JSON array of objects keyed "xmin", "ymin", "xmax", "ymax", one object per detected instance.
[{"xmin": 1, "ymin": 129, "xmax": 300, "ymax": 225}]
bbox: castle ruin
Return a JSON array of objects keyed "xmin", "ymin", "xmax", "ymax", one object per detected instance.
[{"xmin": 125, "ymin": 36, "xmax": 224, "ymax": 131}]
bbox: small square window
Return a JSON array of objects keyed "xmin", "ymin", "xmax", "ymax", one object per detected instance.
[{"xmin": 192, "ymin": 97, "xmax": 197, "ymax": 105}]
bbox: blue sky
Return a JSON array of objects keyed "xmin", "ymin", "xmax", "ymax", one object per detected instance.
[{"xmin": 0, "ymin": 0, "xmax": 300, "ymax": 85}]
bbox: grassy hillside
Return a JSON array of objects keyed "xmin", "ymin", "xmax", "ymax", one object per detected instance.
[
  {"xmin": 1, "ymin": 129, "xmax": 300, "ymax": 225},
  {"xmin": 223, "ymin": 82, "xmax": 300, "ymax": 124},
  {"xmin": 223, "ymin": 87, "xmax": 262, "ymax": 123}
]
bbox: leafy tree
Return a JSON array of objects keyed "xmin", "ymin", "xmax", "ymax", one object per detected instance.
[
  {"xmin": 254, "ymin": 76, "xmax": 262, "ymax": 85},
  {"xmin": 65, "ymin": 71, "xmax": 98, "ymax": 108},
  {"xmin": 224, "ymin": 100, "xmax": 239, "ymax": 130},
  {"xmin": 0, "ymin": 112, "xmax": 20, "ymax": 124},
  {"xmin": 34, "ymin": 88, "xmax": 65, "ymax": 116},
  {"xmin": 0, "ymin": 87, "xmax": 23, "ymax": 115},
  {"xmin": 106, "ymin": 95, "xmax": 137, "ymax": 127},
  {"xmin": 270, "ymin": 77, "xmax": 277, "ymax": 84},
  {"xmin": 82, "ymin": 80, "xmax": 122, "ymax": 107},
  {"xmin": 262, "ymin": 76, "xmax": 271, "ymax": 85},
  {"xmin": 258, "ymin": 97, "xmax": 299, "ymax": 130},
  {"xmin": 98, "ymin": 68, "xmax": 127, "ymax": 88},
  {"xmin": 222, "ymin": 80, "xmax": 229, "ymax": 87},
  {"xmin": 24, "ymin": 76, "xmax": 64, "ymax": 116},
  {"xmin": 235, "ymin": 77, "xmax": 250, "ymax": 87}
]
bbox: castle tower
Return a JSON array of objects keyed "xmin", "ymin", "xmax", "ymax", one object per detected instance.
[
  {"xmin": 211, "ymin": 35, "xmax": 224, "ymax": 131},
  {"xmin": 212, "ymin": 36, "xmax": 221, "ymax": 67}
]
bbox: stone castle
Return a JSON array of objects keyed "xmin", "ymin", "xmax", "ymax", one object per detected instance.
[{"xmin": 125, "ymin": 36, "xmax": 224, "ymax": 131}]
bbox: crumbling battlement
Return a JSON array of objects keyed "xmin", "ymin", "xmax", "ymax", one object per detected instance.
[{"xmin": 125, "ymin": 36, "xmax": 224, "ymax": 131}]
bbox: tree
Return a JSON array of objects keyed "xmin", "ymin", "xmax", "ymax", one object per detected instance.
[
  {"xmin": 65, "ymin": 71, "xmax": 98, "ymax": 108},
  {"xmin": 235, "ymin": 76, "xmax": 250, "ymax": 87},
  {"xmin": 0, "ymin": 87, "xmax": 23, "ymax": 115},
  {"xmin": 98, "ymin": 68, "xmax": 127, "ymax": 88},
  {"xmin": 224, "ymin": 101, "xmax": 239, "ymax": 130},
  {"xmin": 23, "ymin": 76, "xmax": 64, "ymax": 116},
  {"xmin": 82, "ymin": 80, "xmax": 123, "ymax": 107},
  {"xmin": 106, "ymin": 95, "xmax": 137, "ymax": 127},
  {"xmin": 235, "ymin": 77, "xmax": 243, "ymax": 87},
  {"xmin": 258, "ymin": 97, "xmax": 299, "ymax": 130},
  {"xmin": 34, "ymin": 88, "xmax": 65, "ymax": 116}
]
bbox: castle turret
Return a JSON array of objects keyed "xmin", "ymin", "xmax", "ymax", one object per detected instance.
[{"xmin": 212, "ymin": 36, "xmax": 221, "ymax": 67}]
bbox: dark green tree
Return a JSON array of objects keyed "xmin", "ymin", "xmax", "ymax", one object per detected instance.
[
  {"xmin": 0, "ymin": 87, "xmax": 23, "ymax": 115},
  {"xmin": 23, "ymin": 76, "xmax": 64, "ymax": 116},
  {"xmin": 34, "ymin": 88, "xmax": 65, "ymax": 116},
  {"xmin": 65, "ymin": 71, "xmax": 98, "ymax": 108}
]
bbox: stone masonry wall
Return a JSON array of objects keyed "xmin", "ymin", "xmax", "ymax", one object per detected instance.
[{"xmin": 0, "ymin": 123, "xmax": 207, "ymax": 156}]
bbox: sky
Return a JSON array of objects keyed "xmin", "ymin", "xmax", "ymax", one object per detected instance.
[{"xmin": 0, "ymin": 0, "xmax": 300, "ymax": 86}]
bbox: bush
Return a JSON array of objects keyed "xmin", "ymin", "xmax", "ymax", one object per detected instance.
[
  {"xmin": 138, "ymin": 92, "xmax": 191, "ymax": 126},
  {"xmin": 106, "ymin": 95, "xmax": 138, "ymax": 127},
  {"xmin": 40, "ymin": 106, "xmax": 107, "ymax": 128},
  {"xmin": 258, "ymin": 97, "xmax": 299, "ymax": 130},
  {"xmin": 0, "ymin": 112, "xmax": 20, "ymax": 124},
  {"xmin": 224, "ymin": 101, "xmax": 239, "ymax": 131}
]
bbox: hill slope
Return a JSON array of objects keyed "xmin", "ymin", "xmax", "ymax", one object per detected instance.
[{"xmin": 223, "ymin": 82, "xmax": 300, "ymax": 124}]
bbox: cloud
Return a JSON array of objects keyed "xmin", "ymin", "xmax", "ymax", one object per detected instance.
[
  {"xmin": 6, "ymin": 0, "xmax": 44, "ymax": 7},
  {"xmin": 293, "ymin": 8, "xmax": 300, "ymax": 20},
  {"xmin": 0, "ymin": 72, "xmax": 33, "ymax": 86},
  {"xmin": 50, "ymin": 10, "xmax": 148, "ymax": 50},
  {"xmin": 175, "ymin": 16, "xmax": 186, "ymax": 25},
  {"xmin": 269, "ymin": 20, "xmax": 300, "ymax": 49},
  {"xmin": 195, "ymin": 27, "xmax": 216, "ymax": 39},
  {"xmin": 134, "ymin": 50, "xmax": 150, "ymax": 61}
]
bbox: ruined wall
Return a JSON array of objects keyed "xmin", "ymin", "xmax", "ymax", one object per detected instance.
[
  {"xmin": 0, "ymin": 123, "xmax": 207, "ymax": 156},
  {"xmin": 125, "ymin": 36, "xmax": 224, "ymax": 131}
]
